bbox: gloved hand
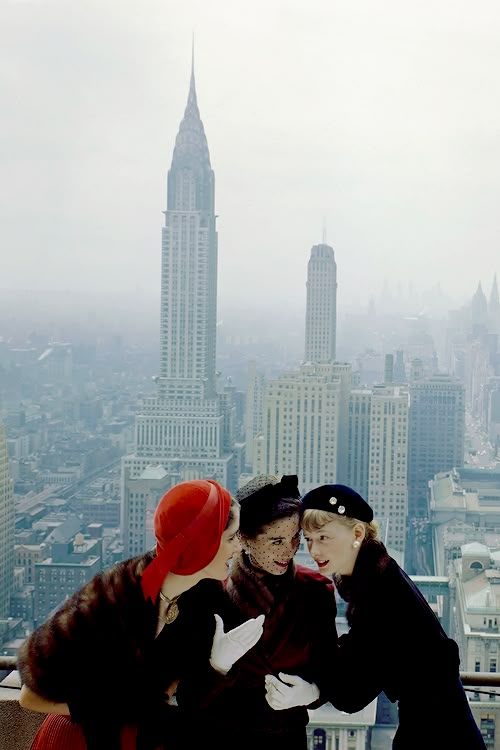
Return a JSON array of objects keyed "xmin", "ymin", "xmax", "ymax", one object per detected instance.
[
  {"xmin": 210, "ymin": 613, "xmax": 265, "ymax": 674},
  {"xmin": 265, "ymin": 672, "xmax": 320, "ymax": 710}
]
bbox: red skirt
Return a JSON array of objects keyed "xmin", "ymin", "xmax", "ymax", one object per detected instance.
[{"xmin": 30, "ymin": 714, "xmax": 139, "ymax": 749}]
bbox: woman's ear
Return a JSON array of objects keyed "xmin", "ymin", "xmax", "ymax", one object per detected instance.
[{"xmin": 353, "ymin": 523, "xmax": 366, "ymax": 544}]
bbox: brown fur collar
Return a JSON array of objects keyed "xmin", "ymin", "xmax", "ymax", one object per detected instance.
[{"xmin": 225, "ymin": 551, "xmax": 296, "ymax": 618}]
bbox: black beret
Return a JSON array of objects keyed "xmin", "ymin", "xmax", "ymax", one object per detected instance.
[{"xmin": 301, "ymin": 484, "xmax": 373, "ymax": 523}]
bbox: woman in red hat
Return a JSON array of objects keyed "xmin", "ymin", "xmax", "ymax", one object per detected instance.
[{"xmin": 17, "ymin": 479, "xmax": 264, "ymax": 750}]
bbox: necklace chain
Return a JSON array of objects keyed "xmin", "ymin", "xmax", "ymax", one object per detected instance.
[{"xmin": 159, "ymin": 591, "xmax": 181, "ymax": 624}]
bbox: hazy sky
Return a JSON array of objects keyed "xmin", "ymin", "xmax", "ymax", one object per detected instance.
[{"xmin": 2, "ymin": 0, "xmax": 499, "ymax": 316}]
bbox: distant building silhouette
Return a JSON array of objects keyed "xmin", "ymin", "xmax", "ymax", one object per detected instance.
[
  {"xmin": 471, "ymin": 281, "xmax": 488, "ymax": 328},
  {"xmin": 393, "ymin": 350, "xmax": 406, "ymax": 383}
]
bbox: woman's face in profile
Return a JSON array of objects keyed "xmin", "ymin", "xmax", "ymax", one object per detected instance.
[{"xmin": 202, "ymin": 510, "xmax": 242, "ymax": 580}]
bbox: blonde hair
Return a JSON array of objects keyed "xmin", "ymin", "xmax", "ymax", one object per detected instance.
[{"xmin": 302, "ymin": 508, "xmax": 379, "ymax": 543}]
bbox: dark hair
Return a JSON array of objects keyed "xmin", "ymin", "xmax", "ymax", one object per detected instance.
[{"xmin": 236, "ymin": 475, "xmax": 301, "ymax": 538}]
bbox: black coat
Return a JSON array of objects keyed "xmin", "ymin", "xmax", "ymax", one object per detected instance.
[
  {"xmin": 324, "ymin": 540, "xmax": 486, "ymax": 750},
  {"xmin": 177, "ymin": 558, "xmax": 338, "ymax": 750}
]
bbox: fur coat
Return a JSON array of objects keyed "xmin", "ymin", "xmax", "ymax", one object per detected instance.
[{"xmin": 17, "ymin": 552, "xmax": 219, "ymax": 750}]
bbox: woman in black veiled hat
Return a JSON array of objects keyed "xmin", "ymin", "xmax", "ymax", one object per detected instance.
[
  {"xmin": 176, "ymin": 474, "xmax": 338, "ymax": 750},
  {"xmin": 265, "ymin": 483, "xmax": 487, "ymax": 750}
]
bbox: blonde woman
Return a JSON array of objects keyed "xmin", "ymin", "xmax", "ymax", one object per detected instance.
[{"xmin": 266, "ymin": 484, "xmax": 486, "ymax": 750}]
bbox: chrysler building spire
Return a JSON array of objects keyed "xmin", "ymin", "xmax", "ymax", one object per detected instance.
[{"xmin": 168, "ymin": 54, "xmax": 213, "ymax": 211}]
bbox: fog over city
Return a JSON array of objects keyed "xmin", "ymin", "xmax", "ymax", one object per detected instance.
[{"xmin": 2, "ymin": 0, "xmax": 499, "ymax": 324}]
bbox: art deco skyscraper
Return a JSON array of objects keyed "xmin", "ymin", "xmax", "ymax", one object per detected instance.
[
  {"xmin": 0, "ymin": 422, "xmax": 15, "ymax": 617},
  {"xmin": 304, "ymin": 244, "xmax": 337, "ymax": 363},
  {"xmin": 121, "ymin": 61, "xmax": 242, "ymax": 538},
  {"xmin": 158, "ymin": 63, "xmax": 217, "ymax": 399}
]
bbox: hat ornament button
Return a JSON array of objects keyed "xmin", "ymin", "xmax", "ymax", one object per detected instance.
[
  {"xmin": 338, "ymin": 505, "xmax": 345, "ymax": 514},
  {"xmin": 329, "ymin": 497, "xmax": 337, "ymax": 505}
]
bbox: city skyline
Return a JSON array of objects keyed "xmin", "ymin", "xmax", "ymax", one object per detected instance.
[{"xmin": 2, "ymin": 0, "xmax": 499, "ymax": 317}]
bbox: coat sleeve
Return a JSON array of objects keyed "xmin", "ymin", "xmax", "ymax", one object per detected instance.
[
  {"xmin": 321, "ymin": 626, "xmax": 385, "ymax": 713},
  {"xmin": 303, "ymin": 577, "xmax": 339, "ymax": 709}
]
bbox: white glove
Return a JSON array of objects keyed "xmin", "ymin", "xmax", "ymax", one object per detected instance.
[
  {"xmin": 265, "ymin": 672, "xmax": 320, "ymax": 710},
  {"xmin": 210, "ymin": 613, "xmax": 265, "ymax": 674}
]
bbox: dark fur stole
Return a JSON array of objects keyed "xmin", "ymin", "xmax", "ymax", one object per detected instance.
[
  {"xmin": 17, "ymin": 551, "xmax": 157, "ymax": 719},
  {"xmin": 225, "ymin": 551, "xmax": 296, "ymax": 618},
  {"xmin": 335, "ymin": 540, "xmax": 391, "ymax": 626}
]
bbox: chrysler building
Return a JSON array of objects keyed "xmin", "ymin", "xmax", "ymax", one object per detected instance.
[{"xmin": 121, "ymin": 60, "xmax": 243, "ymax": 553}]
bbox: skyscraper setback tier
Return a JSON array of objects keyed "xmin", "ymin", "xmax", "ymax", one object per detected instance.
[{"xmin": 121, "ymin": 63, "xmax": 243, "ymax": 548}]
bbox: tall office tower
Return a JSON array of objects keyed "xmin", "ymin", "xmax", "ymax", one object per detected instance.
[
  {"xmin": 368, "ymin": 385, "xmax": 409, "ymax": 556},
  {"xmin": 408, "ymin": 374, "xmax": 465, "ymax": 520},
  {"xmin": 346, "ymin": 390, "xmax": 372, "ymax": 500},
  {"xmin": 0, "ymin": 422, "xmax": 14, "ymax": 617},
  {"xmin": 122, "ymin": 61, "xmax": 242, "ymax": 518},
  {"xmin": 253, "ymin": 363, "xmax": 351, "ymax": 493},
  {"xmin": 304, "ymin": 244, "xmax": 337, "ymax": 363},
  {"xmin": 244, "ymin": 361, "xmax": 265, "ymax": 470}
]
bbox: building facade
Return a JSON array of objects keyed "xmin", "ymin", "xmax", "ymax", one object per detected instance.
[
  {"xmin": 253, "ymin": 363, "xmax": 350, "ymax": 493},
  {"xmin": 408, "ymin": 374, "xmax": 465, "ymax": 519},
  {"xmin": 346, "ymin": 390, "xmax": 372, "ymax": 500},
  {"xmin": 367, "ymin": 384, "xmax": 409, "ymax": 556},
  {"xmin": 0, "ymin": 422, "xmax": 15, "ymax": 617}
]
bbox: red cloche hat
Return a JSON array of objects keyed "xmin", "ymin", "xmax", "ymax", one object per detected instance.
[{"xmin": 141, "ymin": 479, "xmax": 232, "ymax": 603}]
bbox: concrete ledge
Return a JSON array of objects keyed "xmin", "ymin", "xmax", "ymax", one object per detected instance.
[{"xmin": 0, "ymin": 672, "xmax": 44, "ymax": 750}]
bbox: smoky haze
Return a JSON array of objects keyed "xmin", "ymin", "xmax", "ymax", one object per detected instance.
[{"xmin": 1, "ymin": 0, "xmax": 499, "ymax": 319}]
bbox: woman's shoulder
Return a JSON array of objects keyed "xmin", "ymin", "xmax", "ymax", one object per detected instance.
[
  {"xmin": 351, "ymin": 541, "xmax": 392, "ymax": 584},
  {"xmin": 294, "ymin": 564, "xmax": 335, "ymax": 595},
  {"xmin": 63, "ymin": 551, "xmax": 154, "ymax": 616}
]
